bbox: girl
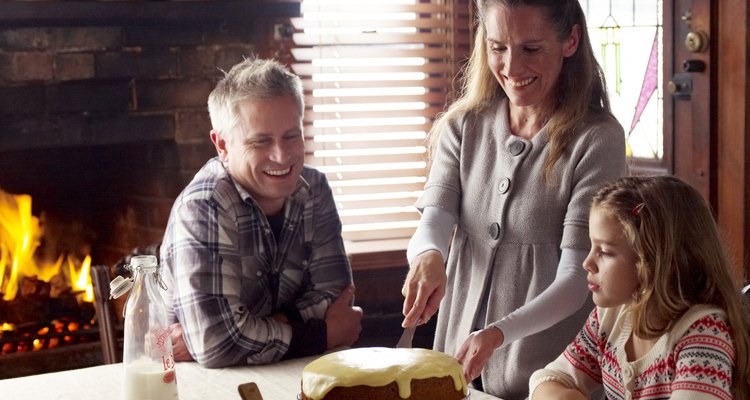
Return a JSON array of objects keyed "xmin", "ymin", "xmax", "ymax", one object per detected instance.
[{"xmin": 530, "ymin": 175, "xmax": 750, "ymax": 400}]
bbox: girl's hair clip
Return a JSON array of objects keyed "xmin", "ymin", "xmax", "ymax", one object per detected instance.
[{"xmin": 631, "ymin": 202, "xmax": 646, "ymax": 216}]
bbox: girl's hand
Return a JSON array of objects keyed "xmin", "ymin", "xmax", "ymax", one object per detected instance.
[
  {"xmin": 531, "ymin": 381, "xmax": 587, "ymax": 400},
  {"xmin": 455, "ymin": 327, "xmax": 504, "ymax": 382},
  {"xmin": 401, "ymin": 250, "xmax": 447, "ymax": 327}
]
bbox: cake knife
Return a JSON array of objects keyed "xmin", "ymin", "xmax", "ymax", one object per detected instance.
[{"xmin": 395, "ymin": 325, "xmax": 416, "ymax": 348}]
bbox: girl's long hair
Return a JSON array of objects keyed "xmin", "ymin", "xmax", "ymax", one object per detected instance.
[
  {"xmin": 428, "ymin": 0, "xmax": 613, "ymax": 180},
  {"xmin": 593, "ymin": 176, "xmax": 750, "ymax": 400}
]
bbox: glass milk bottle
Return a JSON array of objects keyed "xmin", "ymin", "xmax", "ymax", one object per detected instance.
[{"xmin": 119, "ymin": 255, "xmax": 179, "ymax": 400}]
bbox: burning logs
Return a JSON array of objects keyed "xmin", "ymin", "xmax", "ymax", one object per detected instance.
[{"xmin": 1, "ymin": 275, "xmax": 95, "ymax": 326}]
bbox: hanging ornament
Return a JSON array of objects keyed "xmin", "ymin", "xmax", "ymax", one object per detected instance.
[{"xmin": 599, "ymin": 1, "xmax": 622, "ymax": 95}]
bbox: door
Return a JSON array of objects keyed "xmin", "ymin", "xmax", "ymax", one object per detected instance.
[
  {"xmin": 668, "ymin": 0, "xmax": 750, "ymax": 281},
  {"xmin": 666, "ymin": 0, "xmax": 714, "ymax": 203}
]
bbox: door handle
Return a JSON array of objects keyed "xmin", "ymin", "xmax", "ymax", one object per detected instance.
[
  {"xmin": 668, "ymin": 73, "xmax": 692, "ymax": 100},
  {"xmin": 685, "ymin": 31, "xmax": 709, "ymax": 53}
]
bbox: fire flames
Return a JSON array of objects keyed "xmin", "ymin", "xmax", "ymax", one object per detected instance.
[
  {"xmin": 0, "ymin": 188, "xmax": 99, "ymax": 354},
  {"xmin": 0, "ymin": 188, "xmax": 94, "ymax": 304}
]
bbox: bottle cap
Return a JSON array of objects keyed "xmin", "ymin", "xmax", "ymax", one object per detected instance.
[
  {"xmin": 130, "ymin": 255, "xmax": 158, "ymax": 269},
  {"xmin": 109, "ymin": 275, "xmax": 134, "ymax": 299}
]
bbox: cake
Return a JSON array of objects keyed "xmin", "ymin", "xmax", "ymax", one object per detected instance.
[{"xmin": 300, "ymin": 347, "xmax": 468, "ymax": 400}]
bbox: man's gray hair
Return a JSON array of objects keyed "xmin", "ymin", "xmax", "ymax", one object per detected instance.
[{"xmin": 207, "ymin": 58, "xmax": 304, "ymax": 137}]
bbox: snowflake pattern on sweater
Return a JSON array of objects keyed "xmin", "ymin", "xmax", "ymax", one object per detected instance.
[{"xmin": 529, "ymin": 305, "xmax": 736, "ymax": 400}]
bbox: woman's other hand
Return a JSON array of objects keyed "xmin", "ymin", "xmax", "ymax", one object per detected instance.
[
  {"xmin": 401, "ymin": 249, "xmax": 447, "ymax": 327},
  {"xmin": 455, "ymin": 327, "xmax": 504, "ymax": 382}
]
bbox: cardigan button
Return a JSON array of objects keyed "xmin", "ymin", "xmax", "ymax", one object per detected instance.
[
  {"xmin": 509, "ymin": 141, "xmax": 525, "ymax": 156},
  {"xmin": 498, "ymin": 178, "xmax": 511, "ymax": 194},
  {"xmin": 490, "ymin": 222, "xmax": 502, "ymax": 240}
]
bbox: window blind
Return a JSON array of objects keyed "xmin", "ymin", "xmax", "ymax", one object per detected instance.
[{"xmin": 290, "ymin": 0, "xmax": 471, "ymax": 243}]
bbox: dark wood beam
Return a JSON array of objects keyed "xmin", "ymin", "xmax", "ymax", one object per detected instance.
[{"xmin": 0, "ymin": 1, "xmax": 300, "ymax": 27}]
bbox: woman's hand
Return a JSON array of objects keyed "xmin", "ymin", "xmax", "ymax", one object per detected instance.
[
  {"xmin": 455, "ymin": 327, "xmax": 504, "ymax": 382},
  {"xmin": 401, "ymin": 250, "xmax": 447, "ymax": 327}
]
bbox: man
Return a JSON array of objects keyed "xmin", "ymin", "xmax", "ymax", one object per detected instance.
[{"xmin": 160, "ymin": 58, "xmax": 362, "ymax": 367}]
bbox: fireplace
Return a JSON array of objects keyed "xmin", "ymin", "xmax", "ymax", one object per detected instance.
[
  {"xmin": 0, "ymin": 183, "xmax": 123, "ymax": 378},
  {"xmin": 0, "ymin": 0, "xmax": 299, "ymax": 377}
]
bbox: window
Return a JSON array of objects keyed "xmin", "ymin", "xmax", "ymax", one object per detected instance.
[
  {"xmin": 290, "ymin": 0, "xmax": 471, "ymax": 246},
  {"xmin": 579, "ymin": 0, "xmax": 664, "ymax": 169}
]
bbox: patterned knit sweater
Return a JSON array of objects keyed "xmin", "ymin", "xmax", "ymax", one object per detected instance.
[{"xmin": 529, "ymin": 304, "xmax": 736, "ymax": 400}]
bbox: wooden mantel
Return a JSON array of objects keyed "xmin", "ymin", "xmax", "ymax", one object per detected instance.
[{"xmin": 0, "ymin": 0, "xmax": 300, "ymax": 26}]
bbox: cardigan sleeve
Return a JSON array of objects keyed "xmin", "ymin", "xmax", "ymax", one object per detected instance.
[
  {"xmin": 491, "ymin": 248, "xmax": 588, "ymax": 345},
  {"xmin": 669, "ymin": 312, "xmax": 735, "ymax": 400},
  {"xmin": 560, "ymin": 116, "xmax": 627, "ymax": 250},
  {"xmin": 529, "ymin": 307, "xmax": 607, "ymax": 398},
  {"xmin": 414, "ymin": 113, "xmax": 466, "ymax": 217}
]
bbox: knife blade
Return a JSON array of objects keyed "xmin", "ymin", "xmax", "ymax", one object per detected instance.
[{"xmin": 395, "ymin": 325, "xmax": 416, "ymax": 348}]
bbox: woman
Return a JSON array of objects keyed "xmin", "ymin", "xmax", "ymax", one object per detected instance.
[{"xmin": 401, "ymin": 1, "xmax": 627, "ymax": 398}]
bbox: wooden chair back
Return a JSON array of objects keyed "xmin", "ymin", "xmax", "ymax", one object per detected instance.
[{"xmin": 90, "ymin": 264, "xmax": 119, "ymax": 364}]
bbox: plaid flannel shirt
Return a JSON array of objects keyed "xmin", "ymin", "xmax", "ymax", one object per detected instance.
[{"xmin": 160, "ymin": 157, "xmax": 352, "ymax": 367}]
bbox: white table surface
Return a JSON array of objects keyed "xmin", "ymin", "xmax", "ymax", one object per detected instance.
[{"xmin": 1, "ymin": 354, "xmax": 502, "ymax": 400}]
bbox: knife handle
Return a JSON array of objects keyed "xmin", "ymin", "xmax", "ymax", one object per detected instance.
[{"xmin": 238, "ymin": 382, "xmax": 264, "ymax": 400}]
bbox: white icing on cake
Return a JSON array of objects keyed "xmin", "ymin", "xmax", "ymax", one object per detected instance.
[{"xmin": 301, "ymin": 347, "xmax": 468, "ymax": 399}]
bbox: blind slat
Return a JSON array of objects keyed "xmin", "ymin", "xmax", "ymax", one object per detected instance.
[
  {"xmin": 335, "ymin": 197, "xmax": 421, "ymax": 210},
  {"xmin": 304, "ymin": 107, "xmax": 444, "ymax": 121},
  {"xmin": 340, "ymin": 212, "xmax": 421, "ymax": 227},
  {"xmin": 304, "ymin": 92, "xmax": 447, "ymax": 104},
  {"xmin": 313, "ymin": 152, "xmax": 424, "ymax": 162},
  {"xmin": 300, "ymin": 3, "xmax": 450, "ymax": 13},
  {"xmin": 307, "ymin": 138, "xmax": 425, "ymax": 150},
  {"xmin": 301, "ymin": 77, "xmax": 452, "ymax": 90},
  {"xmin": 292, "ymin": 62, "xmax": 455, "ymax": 76},
  {"xmin": 323, "ymin": 169, "xmax": 427, "ymax": 182},
  {"xmin": 291, "ymin": 17, "xmax": 451, "ymax": 30},
  {"xmin": 342, "ymin": 227, "xmax": 417, "ymax": 242},
  {"xmin": 305, "ymin": 153, "xmax": 426, "ymax": 165},
  {"xmin": 292, "ymin": 32, "xmax": 451, "ymax": 46},
  {"xmin": 291, "ymin": 47, "xmax": 453, "ymax": 60},
  {"xmin": 304, "ymin": 124, "xmax": 431, "ymax": 136},
  {"xmin": 329, "ymin": 182, "xmax": 427, "ymax": 196}
]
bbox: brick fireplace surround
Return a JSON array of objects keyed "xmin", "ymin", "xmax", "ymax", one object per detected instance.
[{"xmin": 0, "ymin": 0, "xmax": 298, "ymax": 267}]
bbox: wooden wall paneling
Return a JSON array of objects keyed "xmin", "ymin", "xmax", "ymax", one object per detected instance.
[{"xmin": 716, "ymin": 0, "xmax": 750, "ymax": 283}]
